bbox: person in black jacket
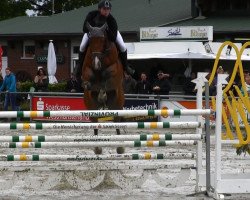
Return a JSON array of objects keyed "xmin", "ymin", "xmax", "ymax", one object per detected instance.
[
  {"xmin": 152, "ymin": 70, "xmax": 171, "ymax": 96},
  {"xmin": 76, "ymin": 0, "xmax": 134, "ymax": 80},
  {"xmin": 66, "ymin": 73, "xmax": 82, "ymax": 93},
  {"xmin": 136, "ymin": 72, "xmax": 152, "ymax": 94},
  {"xmin": 183, "ymin": 72, "xmax": 196, "ymax": 96}
]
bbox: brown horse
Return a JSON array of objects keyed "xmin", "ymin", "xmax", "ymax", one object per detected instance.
[{"xmin": 82, "ymin": 23, "xmax": 125, "ymax": 154}]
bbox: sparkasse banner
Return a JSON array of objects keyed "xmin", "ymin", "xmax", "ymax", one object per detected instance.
[{"xmin": 31, "ymin": 96, "xmax": 159, "ymax": 122}]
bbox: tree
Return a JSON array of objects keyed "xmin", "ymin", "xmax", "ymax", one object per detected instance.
[
  {"xmin": 27, "ymin": 0, "xmax": 100, "ymax": 16},
  {"xmin": 0, "ymin": 0, "xmax": 101, "ymax": 21},
  {"xmin": 0, "ymin": 0, "xmax": 31, "ymax": 21}
]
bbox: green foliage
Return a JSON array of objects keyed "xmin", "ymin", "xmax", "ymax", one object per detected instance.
[
  {"xmin": 27, "ymin": 0, "xmax": 99, "ymax": 16},
  {"xmin": 48, "ymin": 82, "xmax": 67, "ymax": 92},
  {"xmin": 0, "ymin": 0, "xmax": 101, "ymax": 20},
  {"xmin": 19, "ymin": 81, "xmax": 67, "ymax": 92},
  {"xmin": 0, "ymin": 0, "xmax": 32, "ymax": 21},
  {"xmin": 19, "ymin": 81, "xmax": 34, "ymax": 92}
]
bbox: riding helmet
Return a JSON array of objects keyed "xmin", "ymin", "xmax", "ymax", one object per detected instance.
[{"xmin": 98, "ymin": 0, "xmax": 112, "ymax": 9}]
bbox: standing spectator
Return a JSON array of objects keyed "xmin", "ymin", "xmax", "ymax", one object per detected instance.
[
  {"xmin": 0, "ymin": 72, "xmax": 4, "ymax": 106},
  {"xmin": 123, "ymin": 74, "xmax": 137, "ymax": 94},
  {"xmin": 183, "ymin": 72, "xmax": 196, "ymax": 96},
  {"xmin": 34, "ymin": 67, "xmax": 49, "ymax": 92},
  {"xmin": 152, "ymin": 70, "xmax": 171, "ymax": 95},
  {"xmin": 66, "ymin": 73, "xmax": 82, "ymax": 93},
  {"xmin": 136, "ymin": 72, "xmax": 151, "ymax": 94},
  {"xmin": 0, "ymin": 67, "xmax": 17, "ymax": 111},
  {"xmin": 210, "ymin": 66, "xmax": 225, "ymax": 96},
  {"xmin": 241, "ymin": 73, "xmax": 250, "ymax": 96}
]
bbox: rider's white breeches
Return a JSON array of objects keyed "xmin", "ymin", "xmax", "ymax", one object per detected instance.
[
  {"xmin": 79, "ymin": 33, "xmax": 89, "ymax": 52},
  {"xmin": 79, "ymin": 31, "xmax": 127, "ymax": 53}
]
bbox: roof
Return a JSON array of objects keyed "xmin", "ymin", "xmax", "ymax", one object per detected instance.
[
  {"xmin": 0, "ymin": 0, "xmax": 191, "ymax": 37},
  {"xmin": 166, "ymin": 16, "xmax": 250, "ymax": 33}
]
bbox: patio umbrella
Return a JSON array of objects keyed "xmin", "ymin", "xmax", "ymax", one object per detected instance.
[{"xmin": 47, "ymin": 40, "xmax": 58, "ymax": 84}]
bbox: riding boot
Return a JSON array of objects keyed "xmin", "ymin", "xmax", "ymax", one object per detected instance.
[
  {"xmin": 74, "ymin": 51, "xmax": 86, "ymax": 81},
  {"xmin": 119, "ymin": 50, "xmax": 135, "ymax": 76}
]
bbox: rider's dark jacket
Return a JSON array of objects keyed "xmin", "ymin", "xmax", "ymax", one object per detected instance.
[{"xmin": 83, "ymin": 10, "xmax": 118, "ymax": 42}]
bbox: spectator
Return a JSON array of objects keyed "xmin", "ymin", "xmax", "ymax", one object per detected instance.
[
  {"xmin": 210, "ymin": 66, "xmax": 225, "ymax": 96},
  {"xmin": 0, "ymin": 72, "xmax": 4, "ymax": 104},
  {"xmin": 34, "ymin": 67, "xmax": 49, "ymax": 92},
  {"xmin": 136, "ymin": 72, "xmax": 151, "ymax": 94},
  {"xmin": 152, "ymin": 70, "xmax": 171, "ymax": 95},
  {"xmin": 0, "ymin": 71, "xmax": 3, "ymax": 87},
  {"xmin": 0, "ymin": 67, "xmax": 17, "ymax": 111},
  {"xmin": 123, "ymin": 74, "xmax": 137, "ymax": 94},
  {"xmin": 183, "ymin": 72, "xmax": 196, "ymax": 96},
  {"xmin": 66, "ymin": 73, "xmax": 82, "ymax": 93},
  {"xmin": 241, "ymin": 73, "xmax": 250, "ymax": 96}
]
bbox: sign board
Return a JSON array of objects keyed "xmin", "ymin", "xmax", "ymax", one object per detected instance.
[
  {"xmin": 31, "ymin": 96, "xmax": 159, "ymax": 122},
  {"xmin": 140, "ymin": 26, "xmax": 213, "ymax": 41},
  {"xmin": 31, "ymin": 96, "xmax": 90, "ymax": 122},
  {"xmin": 36, "ymin": 55, "xmax": 64, "ymax": 64}
]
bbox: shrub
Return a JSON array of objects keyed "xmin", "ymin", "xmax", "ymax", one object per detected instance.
[{"xmin": 19, "ymin": 81, "xmax": 67, "ymax": 92}]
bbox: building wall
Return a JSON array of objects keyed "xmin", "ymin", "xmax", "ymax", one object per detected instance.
[{"xmin": 6, "ymin": 39, "xmax": 72, "ymax": 82}]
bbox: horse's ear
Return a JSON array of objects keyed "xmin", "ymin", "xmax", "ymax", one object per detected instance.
[
  {"xmin": 86, "ymin": 22, "xmax": 94, "ymax": 32},
  {"xmin": 100, "ymin": 23, "xmax": 108, "ymax": 32}
]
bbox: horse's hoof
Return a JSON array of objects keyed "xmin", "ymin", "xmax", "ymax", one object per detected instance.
[
  {"xmin": 94, "ymin": 147, "xmax": 102, "ymax": 155},
  {"xmin": 116, "ymin": 147, "xmax": 125, "ymax": 154}
]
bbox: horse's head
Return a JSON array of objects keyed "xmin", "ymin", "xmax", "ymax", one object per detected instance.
[{"xmin": 86, "ymin": 22, "xmax": 112, "ymax": 71}]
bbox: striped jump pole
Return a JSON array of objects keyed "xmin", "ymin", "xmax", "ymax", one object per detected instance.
[
  {"xmin": 0, "ymin": 140, "xmax": 197, "ymax": 148},
  {"xmin": 0, "ymin": 152, "xmax": 195, "ymax": 161},
  {"xmin": 1, "ymin": 122, "xmax": 202, "ymax": 130},
  {"xmin": 0, "ymin": 133, "xmax": 203, "ymax": 142},
  {"xmin": 0, "ymin": 109, "xmax": 212, "ymax": 118}
]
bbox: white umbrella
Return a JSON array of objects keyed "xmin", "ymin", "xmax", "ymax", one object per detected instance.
[{"xmin": 47, "ymin": 40, "xmax": 58, "ymax": 84}]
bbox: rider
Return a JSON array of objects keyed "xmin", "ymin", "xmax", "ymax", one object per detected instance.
[{"xmin": 76, "ymin": 0, "xmax": 134, "ymax": 80}]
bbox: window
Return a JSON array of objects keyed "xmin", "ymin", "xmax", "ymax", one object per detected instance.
[
  {"xmin": 22, "ymin": 41, "xmax": 35, "ymax": 58},
  {"xmin": 73, "ymin": 46, "xmax": 80, "ymax": 54}
]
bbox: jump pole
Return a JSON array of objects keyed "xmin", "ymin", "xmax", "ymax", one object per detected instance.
[
  {"xmin": 0, "ymin": 109, "xmax": 211, "ymax": 118},
  {"xmin": 0, "ymin": 133, "xmax": 203, "ymax": 142},
  {"xmin": 0, "ymin": 122, "xmax": 202, "ymax": 130}
]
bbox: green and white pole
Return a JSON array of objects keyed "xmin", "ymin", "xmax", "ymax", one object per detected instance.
[
  {"xmin": 0, "ymin": 152, "xmax": 195, "ymax": 161},
  {"xmin": 0, "ymin": 134, "xmax": 202, "ymax": 142},
  {"xmin": 0, "ymin": 140, "xmax": 197, "ymax": 148},
  {"xmin": 0, "ymin": 109, "xmax": 211, "ymax": 118},
  {"xmin": 0, "ymin": 122, "xmax": 202, "ymax": 130}
]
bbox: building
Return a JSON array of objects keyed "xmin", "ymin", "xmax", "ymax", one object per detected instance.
[{"xmin": 0, "ymin": 0, "xmax": 192, "ymax": 81}]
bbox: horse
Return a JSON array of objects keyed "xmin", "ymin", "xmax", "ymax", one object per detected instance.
[{"xmin": 82, "ymin": 23, "xmax": 125, "ymax": 154}]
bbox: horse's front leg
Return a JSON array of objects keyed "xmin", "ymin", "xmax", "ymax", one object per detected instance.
[{"xmin": 82, "ymin": 67, "xmax": 95, "ymax": 90}]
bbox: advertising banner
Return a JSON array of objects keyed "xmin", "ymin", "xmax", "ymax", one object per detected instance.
[
  {"xmin": 123, "ymin": 98, "xmax": 159, "ymax": 122},
  {"xmin": 31, "ymin": 96, "xmax": 90, "ymax": 122},
  {"xmin": 32, "ymin": 96, "xmax": 159, "ymax": 122},
  {"xmin": 140, "ymin": 26, "xmax": 213, "ymax": 41}
]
